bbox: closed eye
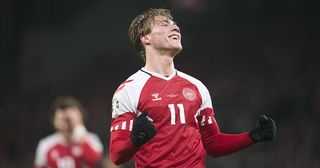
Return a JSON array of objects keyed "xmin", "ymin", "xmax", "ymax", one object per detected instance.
[{"xmin": 156, "ymin": 19, "xmax": 177, "ymax": 27}]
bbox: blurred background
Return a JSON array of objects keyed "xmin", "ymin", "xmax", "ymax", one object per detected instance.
[{"xmin": 1, "ymin": 0, "xmax": 319, "ymax": 167}]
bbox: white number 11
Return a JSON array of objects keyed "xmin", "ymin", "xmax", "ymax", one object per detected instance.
[{"xmin": 168, "ymin": 103, "xmax": 186, "ymax": 125}]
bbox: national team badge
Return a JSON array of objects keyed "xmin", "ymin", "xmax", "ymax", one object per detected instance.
[{"xmin": 182, "ymin": 88, "xmax": 196, "ymax": 101}]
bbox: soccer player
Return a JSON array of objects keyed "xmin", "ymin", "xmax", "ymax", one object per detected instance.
[
  {"xmin": 35, "ymin": 96, "xmax": 103, "ymax": 168},
  {"xmin": 109, "ymin": 8, "xmax": 276, "ymax": 167}
]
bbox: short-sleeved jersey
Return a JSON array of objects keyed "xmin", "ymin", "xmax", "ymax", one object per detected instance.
[
  {"xmin": 34, "ymin": 132, "xmax": 103, "ymax": 168},
  {"xmin": 110, "ymin": 68, "xmax": 215, "ymax": 167}
]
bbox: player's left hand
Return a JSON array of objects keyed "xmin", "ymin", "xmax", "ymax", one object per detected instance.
[{"xmin": 249, "ymin": 115, "xmax": 276, "ymax": 143}]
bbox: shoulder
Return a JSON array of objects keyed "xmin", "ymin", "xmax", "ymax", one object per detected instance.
[
  {"xmin": 35, "ymin": 133, "xmax": 63, "ymax": 165},
  {"xmin": 112, "ymin": 70, "xmax": 151, "ymax": 118},
  {"xmin": 114, "ymin": 70, "xmax": 151, "ymax": 96},
  {"xmin": 37, "ymin": 133, "xmax": 62, "ymax": 150},
  {"xmin": 85, "ymin": 132, "xmax": 103, "ymax": 152},
  {"xmin": 177, "ymin": 70, "xmax": 207, "ymax": 90},
  {"xmin": 86, "ymin": 132, "xmax": 102, "ymax": 143},
  {"xmin": 177, "ymin": 70, "xmax": 213, "ymax": 108}
]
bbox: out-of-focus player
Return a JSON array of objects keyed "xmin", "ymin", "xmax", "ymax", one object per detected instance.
[
  {"xmin": 35, "ymin": 96, "xmax": 103, "ymax": 168},
  {"xmin": 109, "ymin": 8, "xmax": 277, "ymax": 167}
]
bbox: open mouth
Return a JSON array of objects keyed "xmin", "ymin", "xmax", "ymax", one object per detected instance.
[{"xmin": 169, "ymin": 34, "xmax": 180, "ymax": 40}]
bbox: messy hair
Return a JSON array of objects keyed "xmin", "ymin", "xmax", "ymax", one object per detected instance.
[
  {"xmin": 50, "ymin": 96, "xmax": 87, "ymax": 122},
  {"xmin": 128, "ymin": 8, "xmax": 173, "ymax": 62}
]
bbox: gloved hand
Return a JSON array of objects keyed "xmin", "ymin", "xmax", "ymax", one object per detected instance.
[
  {"xmin": 130, "ymin": 112, "xmax": 157, "ymax": 148},
  {"xmin": 249, "ymin": 115, "xmax": 276, "ymax": 143}
]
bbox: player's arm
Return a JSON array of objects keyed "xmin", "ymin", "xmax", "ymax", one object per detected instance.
[
  {"xmin": 109, "ymin": 82, "xmax": 140, "ymax": 165},
  {"xmin": 198, "ymin": 108, "xmax": 253, "ymax": 157},
  {"xmin": 109, "ymin": 112, "xmax": 156, "ymax": 165},
  {"xmin": 79, "ymin": 134, "xmax": 103, "ymax": 166},
  {"xmin": 68, "ymin": 124, "xmax": 103, "ymax": 166},
  {"xmin": 109, "ymin": 112, "xmax": 138, "ymax": 165},
  {"xmin": 34, "ymin": 140, "xmax": 47, "ymax": 168},
  {"xmin": 109, "ymin": 81, "xmax": 156, "ymax": 165},
  {"xmin": 199, "ymin": 108, "xmax": 276, "ymax": 157},
  {"xmin": 196, "ymin": 83, "xmax": 276, "ymax": 157}
]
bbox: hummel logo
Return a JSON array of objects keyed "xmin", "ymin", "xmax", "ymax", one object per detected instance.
[{"xmin": 152, "ymin": 93, "xmax": 162, "ymax": 101}]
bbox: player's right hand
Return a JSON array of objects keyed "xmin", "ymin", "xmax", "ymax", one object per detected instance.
[
  {"xmin": 249, "ymin": 115, "xmax": 277, "ymax": 143},
  {"xmin": 130, "ymin": 111, "xmax": 157, "ymax": 148}
]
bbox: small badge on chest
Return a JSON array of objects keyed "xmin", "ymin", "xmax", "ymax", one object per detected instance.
[{"xmin": 182, "ymin": 88, "xmax": 196, "ymax": 101}]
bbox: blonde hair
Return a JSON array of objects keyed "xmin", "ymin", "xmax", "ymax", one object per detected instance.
[{"xmin": 128, "ymin": 8, "xmax": 173, "ymax": 62}]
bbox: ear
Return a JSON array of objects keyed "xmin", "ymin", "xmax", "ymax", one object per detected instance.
[{"xmin": 140, "ymin": 35, "xmax": 151, "ymax": 45}]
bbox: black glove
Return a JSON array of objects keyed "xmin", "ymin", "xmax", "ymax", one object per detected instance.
[
  {"xmin": 249, "ymin": 115, "xmax": 276, "ymax": 143},
  {"xmin": 130, "ymin": 112, "xmax": 157, "ymax": 147}
]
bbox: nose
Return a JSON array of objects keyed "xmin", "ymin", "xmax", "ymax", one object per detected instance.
[{"xmin": 171, "ymin": 24, "xmax": 180, "ymax": 33}]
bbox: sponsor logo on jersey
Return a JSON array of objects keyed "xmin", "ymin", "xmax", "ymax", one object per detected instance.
[
  {"xmin": 182, "ymin": 88, "xmax": 196, "ymax": 101},
  {"xmin": 166, "ymin": 93, "xmax": 179, "ymax": 98},
  {"xmin": 151, "ymin": 93, "xmax": 162, "ymax": 101}
]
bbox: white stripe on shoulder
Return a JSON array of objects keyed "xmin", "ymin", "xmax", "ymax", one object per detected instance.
[
  {"xmin": 177, "ymin": 71, "xmax": 213, "ymax": 110},
  {"xmin": 86, "ymin": 133, "xmax": 103, "ymax": 152},
  {"xmin": 112, "ymin": 70, "xmax": 151, "ymax": 118},
  {"xmin": 34, "ymin": 133, "xmax": 63, "ymax": 166}
]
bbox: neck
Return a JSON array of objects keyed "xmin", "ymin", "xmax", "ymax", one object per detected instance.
[
  {"xmin": 60, "ymin": 131, "xmax": 73, "ymax": 142},
  {"xmin": 144, "ymin": 50, "xmax": 175, "ymax": 76}
]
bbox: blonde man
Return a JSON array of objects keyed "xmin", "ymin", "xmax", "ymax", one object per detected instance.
[{"xmin": 109, "ymin": 8, "xmax": 276, "ymax": 167}]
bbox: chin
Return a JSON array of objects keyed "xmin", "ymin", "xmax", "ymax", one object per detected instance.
[
  {"xmin": 176, "ymin": 45, "xmax": 183, "ymax": 52},
  {"xmin": 172, "ymin": 46, "xmax": 182, "ymax": 56},
  {"xmin": 172, "ymin": 43, "xmax": 182, "ymax": 50}
]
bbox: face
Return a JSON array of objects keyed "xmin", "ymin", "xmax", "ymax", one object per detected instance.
[
  {"xmin": 143, "ymin": 15, "xmax": 182, "ymax": 56},
  {"xmin": 53, "ymin": 107, "xmax": 83, "ymax": 133}
]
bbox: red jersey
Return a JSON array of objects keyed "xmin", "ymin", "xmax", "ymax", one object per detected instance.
[
  {"xmin": 109, "ymin": 68, "xmax": 253, "ymax": 167},
  {"xmin": 34, "ymin": 132, "xmax": 103, "ymax": 168}
]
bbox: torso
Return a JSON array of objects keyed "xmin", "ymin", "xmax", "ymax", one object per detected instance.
[{"xmin": 112, "ymin": 68, "xmax": 212, "ymax": 167}]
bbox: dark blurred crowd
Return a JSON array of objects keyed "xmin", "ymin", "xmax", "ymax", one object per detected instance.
[{"xmin": 1, "ymin": 0, "xmax": 319, "ymax": 167}]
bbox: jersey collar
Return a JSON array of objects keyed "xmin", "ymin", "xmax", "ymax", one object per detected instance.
[{"xmin": 141, "ymin": 67, "xmax": 177, "ymax": 81}]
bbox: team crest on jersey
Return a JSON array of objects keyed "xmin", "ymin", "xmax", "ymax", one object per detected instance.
[{"xmin": 182, "ymin": 88, "xmax": 196, "ymax": 101}]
